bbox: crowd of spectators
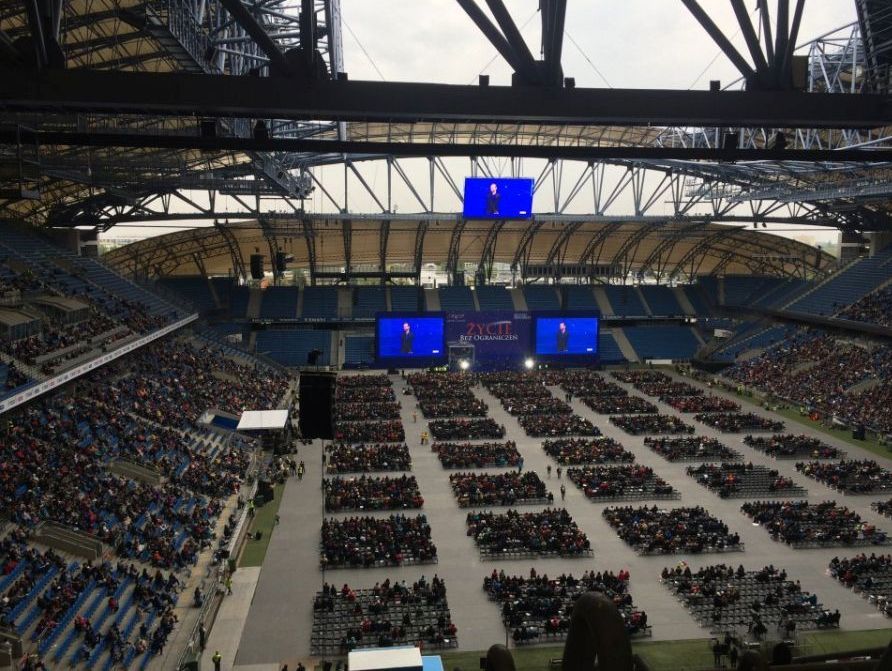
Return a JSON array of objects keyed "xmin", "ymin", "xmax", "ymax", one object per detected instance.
[
  {"xmin": 741, "ymin": 500, "xmax": 887, "ymax": 547},
  {"xmin": 311, "ymin": 576, "xmax": 456, "ymax": 654},
  {"xmin": 418, "ymin": 396, "xmax": 488, "ymax": 418},
  {"xmin": 795, "ymin": 460, "xmax": 892, "ymax": 494},
  {"xmin": 602, "ymin": 505, "xmax": 741, "ymax": 554},
  {"xmin": 724, "ymin": 331, "xmax": 892, "ymax": 433},
  {"xmin": 334, "ymin": 402, "xmax": 401, "ymax": 421},
  {"xmin": 501, "ymin": 397, "xmax": 572, "ymax": 416},
  {"xmin": 432, "ymin": 441, "xmax": 520, "ymax": 469},
  {"xmin": 611, "ymin": 371, "xmax": 671, "ymax": 385},
  {"xmin": 874, "ymin": 500, "xmax": 892, "ymax": 518},
  {"xmin": 334, "ymin": 421, "xmax": 406, "ymax": 444},
  {"xmin": 320, "ymin": 514, "xmax": 438, "ymax": 568},
  {"xmin": 828, "ymin": 553, "xmax": 892, "ymax": 616},
  {"xmin": 686, "ymin": 463, "xmax": 805, "ymax": 498},
  {"xmin": 568, "ymin": 465, "xmax": 677, "ymax": 501},
  {"xmin": 837, "ymin": 286, "xmax": 892, "ymax": 328},
  {"xmin": 744, "ymin": 434, "xmax": 844, "ymax": 460},
  {"xmin": 409, "ymin": 372, "xmax": 488, "ymax": 418},
  {"xmin": 519, "ymin": 414, "xmax": 600, "ymax": 438},
  {"xmin": 559, "ymin": 371, "xmax": 625, "ymax": 397},
  {"xmin": 609, "ymin": 414, "xmax": 694, "ymax": 436},
  {"xmin": 694, "ymin": 412, "xmax": 784, "ymax": 433},
  {"xmin": 339, "ymin": 374, "xmax": 392, "ymax": 388},
  {"xmin": 448, "ymin": 472, "xmax": 550, "ymax": 507},
  {"xmin": 582, "ymin": 395, "xmax": 657, "ymax": 415},
  {"xmin": 663, "ymin": 395, "xmax": 740, "ymax": 413},
  {"xmin": 662, "ymin": 563, "xmax": 838, "ymax": 635},
  {"xmin": 335, "ymin": 386, "xmax": 397, "ymax": 403},
  {"xmin": 325, "ymin": 443, "xmax": 411, "ymax": 473},
  {"xmin": 478, "ymin": 371, "xmax": 548, "ymax": 397},
  {"xmin": 644, "ymin": 436, "xmax": 740, "ymax": 462},
  {"xmin": 428, "ymin": 418, "xmax": 506, "ymax": 440},
  {"xmin": 465, "ymin": 508, "xmax": 592, "ymax": 558},
  {"xmin": 483, "ymin": 568, "xmax": 649, "ymax": 643},
  {"xmin": 3, "ymin": 362, "xmax": 28, "ymax": 391},
  {"xmin": 543, "ymin": 437, "xmax": 635, "ymax": 465},
  {"xmin": 636, "ymin": 381, "xmax": 700, "ymax": 398},
  {"xmin": 109, "ymin": 339, "xmax": 289, "ymax": 427},
  {"xmin": 323, "ymin": 475, "xmax": 423, "ymax": 512}
]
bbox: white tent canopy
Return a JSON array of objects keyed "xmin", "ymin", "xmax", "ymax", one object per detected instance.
[{"xmin": 236, "ymin": 409, "xmax": 289, "ymax": 431}]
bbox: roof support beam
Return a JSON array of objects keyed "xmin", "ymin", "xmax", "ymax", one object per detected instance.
[
  {"xmin": 3, "ymin": 67, "xmax": 889, "ymax": 127},
  {"xmin": 7, "ymin": 128, "xmax": 892, "ymax": 163},
  {"xmin": 217, "ymin": 0, "xmax": 292, "ymax": 75},
  {"xmin": 455, "ymin": 0, "xmax": 539, "ymax": 84},
  {"xmin": 681, "ymin": 0, "xmax": 757, "ymax": 83}
]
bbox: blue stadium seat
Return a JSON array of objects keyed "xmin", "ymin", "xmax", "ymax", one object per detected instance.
[
  {"xmin": 475, "ymin": 286, "xmax": 514, "ymax": 310},
  {"xmin": 256, "ymin": 330, "xmax": 331, "ymax": 366},
  {"xmin": 344, "ymin": 335, "xmax": 375, "ymax": 366},
  {"xmin": 623, "ymin": 326, "xmax": 700, "ymax": 360},
  {"xmin": 522, "ymin": 285, "xmax": 560, "ymax": 310},
  {"xmin": 157, "ymin": 277, "xmax": 216, "ymax": 313},
  {"xmin": 438, "ymin": 286, "xmax": 475, "ymax": 310},
  {"xmin": 301, "ymin": 287, "xmax": 338, "ymax": 319},
  {"xmin": 353, "ymin": 287, "xmax": 387, "ymax": 318},
  {"xmin": 259, "ymin": 287, "xmax": 299, "ymax": 319},
  {"xmin": 564, "ymin": 286, "xmax": 598, "ymax": 310},
  {"xmin": 390, "ymin": 286, "xmax": 421, "ymax": 311},
  {"xmin": 602, "ymin": 286, "xmax": 647, "ymax": 316},
  {"xmin": 639, "ymin": 286, "xmax": 683, "ymax": 316},
  {"xmin": 786, "ymin": 248, "xmax": 892, "ymax": 316}
]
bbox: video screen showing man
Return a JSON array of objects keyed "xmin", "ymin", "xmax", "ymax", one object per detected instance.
[
  {"xmin": 400, "ymin": 321, "xmax": 414, "ymax": 354},
  {"xmin": 535, "ymin": 316, "xmax": 599, "ymax": 356},
  {"xmin": 556, "ymin": 321, "xmax": 569, "ymax": 352},
  {"xmin": 486, "ymin": 182, "xmax": 500, "ymax": 215},
  {"xmin": 463, "ymin": 178, "xmax": 533, "ymax": 219},
  {"xmin": 377, "ymin": 316, "xmax": 445, "ymax": 360}
]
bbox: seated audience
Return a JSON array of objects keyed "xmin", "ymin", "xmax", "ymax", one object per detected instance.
[
  {"xmin": 466, "ymin": 508, "xmax": 591, "ymax": 558},
  {"xmin": 433, "ymin": 441, "xmax": 521, "ymax": 469},
  {"xmin": 320, "ymin": 515, "xmax": 437, "ymax": 568},
  {"xmin": 602, "ymin": 505, "xmax": 741, "ymax": 554},
  {"xmin": 744, "ymin": 434, "xmax": 844, "ymax": 460},
  {"xmin": 543, "ymin": 437, "xmax": 635, "ymax": 465},
  {"xmin": 741, "ymin": 500, "xmax": 887, "ymax": 547},
  {"xmin": 325, "ymin": 444, "xmax": 411, "ymax": 473},
  {"xmin": 324, "ymin": 475, "xmax": 423, "ymax": 512},
  {"xmin": 694, "ymin": 412, "xmax": 784, "ymax": 433},
  {"xmin": 610, "ymin": 414, "xmax": 694, "ymax": 436},
  {"xmin": 449, "ymin": 472, "xmax": 550, "ymax": 507},
  {"xmin": 568, "ymin": 465, "xmax": 677, "ymax": 500},
  {"xmin": 645, "ymin": 436, "xmax": 740, "ymax": 462},
  {"xmin": 795, "ymin": 460, "xmax": 892, "ymax": 494}
]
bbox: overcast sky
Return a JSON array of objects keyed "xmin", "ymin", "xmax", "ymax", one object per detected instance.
[
  {"xmin": 339, "ymin": 1, "xmax": 856, "ymax": 89},
  {"xmin": 105, "ymin": 2, "xmax": 859, "ymax": 248}
]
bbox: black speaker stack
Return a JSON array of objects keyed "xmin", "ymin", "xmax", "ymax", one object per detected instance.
[
  {"xmin": 250, "ymin": 254, "xmax": 265, "ymax": 280},
  {"xmin": 299, "ymin": 371, "xmax": 335, "ymax": 439}
]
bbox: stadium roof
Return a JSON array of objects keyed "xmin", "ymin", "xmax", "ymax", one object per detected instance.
[{"xmin": 103, "ymin": 216, "xmax": 835, "ymax": 282}]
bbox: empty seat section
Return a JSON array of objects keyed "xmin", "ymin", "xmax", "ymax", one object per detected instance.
[
  {"xmin": 390, "ymin": 286, "xmax": 421, "ymax": 311},
  {"xmin": 602, "ymin": 286, "xmax": 647, "ymax": 316},
  {"xmin": 229, "ymin": 287, "xmax": 250, "ymax": 318},
  {"xmin": 353, "ymin": 287, "xmax": 387, "ymax": 318},
  {"xmin": 259, "ymin": 286, "xmax": 299, "ymax": 319},
  {"xmin": 723, "ymin": 276, "xmax": 777, "ymax": 306},
  {"xmin": 475, "ymin": 286, "xmax": 513, "ymax": 310},
  {"xmin": 696, "ymin": 277, "xmax": 719, "ymax": 306},
  {"xmin": 754, "ymin": 278, "xmax": 808, "ymax": 308},
  {"xmin": 682, "ymin": 286, "xmax": 712, "ymax": 316},
  {"xmin": 599, "ymin": 332, "xmax": 628, "ymax": 363},
  {"xmin": 438, "ymin": 286, "xmax": 475, "ymax": 310},
  {"xmin": 210, "ymin": 277, "xmax": 233, "ymax": 307},
  {"xmin": 255, "ymin": 330, "xmax": 331, "ymax": 366},
  {"xmin": 522, "ymin": 286, "xmax": 560, "ymax": 310},
  {"xmin": 639, "ymin": 286, "xmax": 683, "ymax": 315},
  {"xmin": 157, "ymin": 277, "xmax": 216, "ymax": 313},
  {"xmin": 564, "ymin": 286, "xmax": 598, "ymax": 310},
  {"xmin": 624, "ymin": 326, "xmax": 699, "ymax": 360},
  {"xmin": 301, "ymin": 287, "xmax": 338, "ymax": 319},
  {"xmin": 787, "ymin": 248, "xmax": 892, "ymax": 316},
  {"xmin": 344, "ymin": 335, "xmax": 375, "ymax": 366}
]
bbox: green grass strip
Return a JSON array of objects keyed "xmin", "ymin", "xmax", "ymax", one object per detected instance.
[{"xmin": 238, "ymin": 483, "xmax": 285, "ymax": 568}]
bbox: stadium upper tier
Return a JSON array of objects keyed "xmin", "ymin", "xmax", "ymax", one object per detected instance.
[{"xmin": 104, "ymin": 218, "xmax": 835, "ymax": 280}]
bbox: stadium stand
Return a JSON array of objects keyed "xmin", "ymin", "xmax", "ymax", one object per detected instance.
[
  {"xmin": 389, "ymin": 286, "xmax": 422, "ymax": 311},
  {"xmin": 522, "ymin": 285, "xmax": 560, "ymax": 310},
  {"xmin": 475, "ymin": 285, "xmax": 514, "ymax": 310},
  {"xmin": 353, "ymin": 286, "xmax": 387, "ymax": 319},
  {"xmin": 229, "ymin": 286, "xmax": 250, "ymax": 318},
  {"xmin": 256, "ymin": 329, "xmax": 331, "ymax": 366},
  {"xmin": 301, "ymin": 287, "xmax": 338, "ymax": 319},
  {"xmin": 598, "ymin": 332, "xmax": 628, "ymax": 363},
  {"xmin": 639, "ymin": 286, "xmax": 683, "ymax": 316},
  {"xmin": 563, "ymin": 285, "xmax": 598, "ymax": 309},
  {"xmin": 437, "ymin": 286, "xmax": 475, "ymax": 310},
  {"xmin": 157, "ymin": 277, "xmax": 216, "ymax": 313},
  {"xmin": 623, "ymin": 326, "xmax": 700, "ymax": 360},
  {"xmin": 344, "ymin": 334, "xmax": 375, "ymax": 367},
  {"xmin": 785, "ymin": 246, "xmax": 892, "ymax": 316},
  {"xmin": 259, "ymin": 286, "xmax": 299, "ymax": 319},
  {"xmin": 601, "ymin": 285, "xmax": 647, "ymax": 316}
]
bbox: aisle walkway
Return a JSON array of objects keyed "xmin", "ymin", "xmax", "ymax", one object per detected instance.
[{"xmin": 232, "ymin": 369, "xmax": 892, "ymax": 666}]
